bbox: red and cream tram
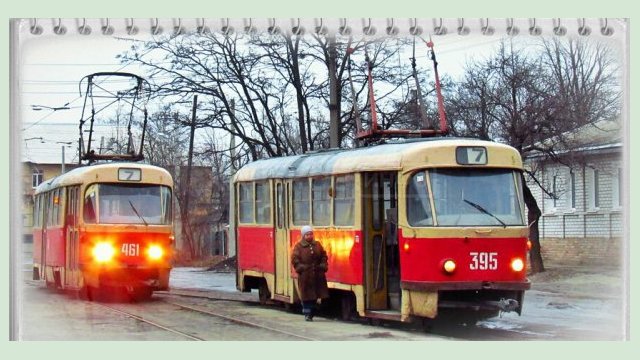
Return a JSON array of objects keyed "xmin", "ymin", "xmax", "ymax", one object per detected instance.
[
  {"xmin": 232, "ymin": 138, "xmax": 530, "ymax": 322},
  {"xmin": 32, "ymin": 163, "xmax": 174, "ymax": 300}
]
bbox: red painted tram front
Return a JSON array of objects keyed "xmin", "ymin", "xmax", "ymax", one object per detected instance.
[{"xmin": 32, "ymin": 163, "xmax": 174, "ymax": 300}]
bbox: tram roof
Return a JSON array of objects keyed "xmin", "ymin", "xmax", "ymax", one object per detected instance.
[
  {"xmin": 34, "ymin": 162, "xmax": 173, "ymax": 194},
  {"xmin": 234, "ymin": 138, "xmax": 522, "ymax": 182}
]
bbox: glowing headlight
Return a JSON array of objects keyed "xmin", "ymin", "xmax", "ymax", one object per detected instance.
[
  {"xmin": 443, "ymin": 259, "xmax": 456, "ymax": 274},
  {"xmin": 92, "ymin": 242, "xmax": 115, "ymax": 263},
  {"xmin": 511, "ymin": 258, "xmax": 525, "ymax": 272},
  {"xmin": 147, "ymin": 245, "xmax": 164, "ymax": 260}
]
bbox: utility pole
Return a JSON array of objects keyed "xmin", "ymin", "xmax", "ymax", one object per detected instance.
[
  {"xmin": 182, "ymin": 95, "xmax": 197, "ymax": 259},
  {"xmin": 61, "ymin": 146, "xmax": 65, "ymax": 174},
  {"xmin": 328, "ymin": 34, "xmax": 340, "ymax": 148}
]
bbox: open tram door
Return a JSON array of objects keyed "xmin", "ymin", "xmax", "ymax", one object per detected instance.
[
  {"xmin": 273, "ymin": 179, "xmax": 292, "ymax": 301},
  {"xmin": 362, "ymin": 172, "xmax": 400, "ymax": 312}
]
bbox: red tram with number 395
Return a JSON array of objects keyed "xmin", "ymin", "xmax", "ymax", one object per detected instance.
[
  {"xmin": 232, "ymin": 138, "xmax": 530, "ymax": 323},
  {"xmin": 32, "ymin": 163, "xmax": 174, "ymax": 301}
]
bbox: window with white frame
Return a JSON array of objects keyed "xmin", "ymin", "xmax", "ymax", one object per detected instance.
[
  {"xmin": 552, "ymin": 175, "xmax": 559, "ymax": 208},
  {"xmin": 32, "ymin": 169, "xmax": 43, "ymax": 188},
  {"xmin": 613, "ymin": 167, "xmax": 622, "ymax": 208},
  {"xmin": 587, "ymin": 167, "xmax": 600, "ymax": 210},
  {"xmin": 569, "ymin": 170, "xmax": 576, "ymax": 210},
  {"xmin": 543, "ymin": 173, "xmax": 557, "ymax": 213}
]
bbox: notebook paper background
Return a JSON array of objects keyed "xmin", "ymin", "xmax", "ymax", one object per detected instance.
[{"xmin": 4, "ymin": 7, "xmax": 635, "ymax": 358}]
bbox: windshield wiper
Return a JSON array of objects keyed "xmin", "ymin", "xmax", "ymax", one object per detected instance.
[
  {"xmin": 463, "ymin": 199, "xmax": 507, "ymax": 228},
  {"xmin": 128, "ymin": 200, "xmax": 148, "ymax": 226}
]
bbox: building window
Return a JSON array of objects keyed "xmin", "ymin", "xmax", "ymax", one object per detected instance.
[
  {"xmin": 552, "ymin": 175, "xmax": 559, "ymax": 208},
  {"xmin": 32, "ymin": 169, "xmax": 43, "ymax": 188},
  {"xmin": 543, "ymin": 173, "xmax": 556, "ymax": 213},
  {"xmin": 587, "ymin": 167, "xmax": 600, "ymax": 210},
  {"xmin": 613, "ymin": 167, "xmax": 622, "ymax": 208},
  {"xmin": 570, "ymin": 171, "xmax": 576, "ymax": 209}
]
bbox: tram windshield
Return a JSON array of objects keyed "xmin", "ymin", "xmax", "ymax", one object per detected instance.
[
  {"xmin": 408, "ymin": 168, "xmax": 525, "ymax": 227},
  {"xmin": 84, "ymin": 184, "xmax": 172, "ymax": 225}
]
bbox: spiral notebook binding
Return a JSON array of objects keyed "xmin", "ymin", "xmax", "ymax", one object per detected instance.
[{"xmin": 25, "ymin": 18, "xmax": 620, "ymax": 38}]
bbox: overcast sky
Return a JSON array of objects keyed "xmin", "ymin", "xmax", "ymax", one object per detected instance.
[{"xmin": 17, "ymin": 18, "xmax": 626, "ymax": 164}]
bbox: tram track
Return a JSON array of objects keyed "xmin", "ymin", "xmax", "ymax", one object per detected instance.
[
  {"xmin": 92, "ymin": 302, "xmax": 205, "ymax": 341},
  {"xmin": 93, "ymin": 293, "xmax": 317, "ymax": 341},
  {"xmin": 159, "ymin": 298, "xmax": 317, "ymax": 341}
]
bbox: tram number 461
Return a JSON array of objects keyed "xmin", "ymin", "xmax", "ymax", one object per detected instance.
[
  {"xmin": 469, "ymin": 252, "xmax": 498, "ymax": 270},
  {"xmin": 121, "ymin": 243, "xmax": 140, "ymax": 256}
]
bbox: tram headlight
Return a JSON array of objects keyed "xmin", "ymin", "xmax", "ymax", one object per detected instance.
[
  {"xmin": 442, "ymin": 259, "xmax": 457, "ymax": 274},
  {"xmin": 511, "ymin": 258, "xmax": 525, "ymax": 272},
  {"xmin": 92, "ymin": 242, "xmax": 116, "ymax": 263},
  {"xmin": 146, "ymin": 245, "xmax": 164, "ymax": 261}
]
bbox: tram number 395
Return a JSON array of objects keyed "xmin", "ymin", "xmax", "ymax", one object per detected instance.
[
  {"xmin": 121, "ymin": 243, "xmax": 140, "ymax": 256},
  {"xmin": 469, "ymin": 252, "xmax": 498, "ymax": 270}
]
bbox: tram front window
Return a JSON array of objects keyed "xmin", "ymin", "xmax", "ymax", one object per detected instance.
[
  {"xmin": 408, "ymin": 169, "xmax": 524, "ymax": 227},
  {"xmin": 84, "ymin": 184, "xmax": 172, "ymax": 225}
]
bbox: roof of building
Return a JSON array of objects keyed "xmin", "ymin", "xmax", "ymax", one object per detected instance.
[{"xmin": 529, "ymin": 118, "xmax": 622, "ymax": 158}]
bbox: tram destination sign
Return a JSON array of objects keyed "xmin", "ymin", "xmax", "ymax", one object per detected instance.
[
  {"xmin": 456, "ymin": 146, "xmax": 487, "ymax": 165},
  {"xmin": 118, "ymin": 168, "xmax": 142, "ymax": 181}
]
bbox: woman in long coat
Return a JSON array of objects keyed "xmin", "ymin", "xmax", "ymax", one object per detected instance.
[{"xmin": 291, "ymin": 225, "xmax": 329, "ymax": 321}]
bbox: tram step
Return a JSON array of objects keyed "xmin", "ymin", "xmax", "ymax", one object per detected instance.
[{"xmin": 364, "ymin": 310, "xmax": 402, "ymax": 321}]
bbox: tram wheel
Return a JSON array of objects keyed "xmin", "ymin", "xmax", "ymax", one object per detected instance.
[
  {"xmin": 78, "ymin": 285, "xmax": 95, "ymax": 301},
  {"xmin": 258, "ymin": 281, "xmax": 271, "ymax": 305},
  {"xmin": 130, "ymin": 287, "xmax": 153, "ymax": 302},
  {"xmin": 340, "ymin": 293, "xmax": 356, "ymax": 321}
]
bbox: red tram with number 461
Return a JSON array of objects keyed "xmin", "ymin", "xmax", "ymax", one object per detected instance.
[{"xmin": 32, "ymin": 163, "xmax": 174, "ymax": 301}]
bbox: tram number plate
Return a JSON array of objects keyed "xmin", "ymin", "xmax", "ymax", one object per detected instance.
[
  {"xmin": 469, "ymin": 252, "xmax": 498, "ymax": 270},
  {"xmin": 118, "ymin": 168, "xmax": 141, "ymax": 181},
  {"xmin": 122, "ymin": 243, "xmax": 140, "ymax": 257},
  {"xmin": 456, "ymin": 146, "xmax": 487, "ymax": 165}
]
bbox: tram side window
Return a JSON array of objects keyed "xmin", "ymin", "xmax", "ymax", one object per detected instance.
[
  {"xmin": 161, "ymin": 187, "xmax": 172, "ymax": 224},
  {"xmin": 33, "ymin": 195, "xmax": 41, "ymax": 228},
  {"xmin": 334, "ymin": 175, "xmax": 354, "ymax": 226},
  {"xmin": 312, "ymin": 177, "xmax": 331, "ymax": 226},
  {"xmin": 292, "ymin": 179, "xmax": 310, "ymax": 225},
  {"xmin": 47, "ymin": 188, "xmax": 63, "ymax": 227},
  {"xmin": 407, "ymin": 172, "xmax": 433, "ymax": 226},
  {"xmin": 84, "ymin": 185, "xmax": 98, "ymax": 223},
  {"xmin": 255, "ymin": 181, "xmax": 271, "ymax": 224},
  {"xmin": 55, "ymin": 188, "xmax": 63, "ymax": 225},
  {"xmin": 238, "ymin": 182, "xmax": 254, "ymax": 223}
]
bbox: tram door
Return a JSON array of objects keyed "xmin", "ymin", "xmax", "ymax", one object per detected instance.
[
  {"xmin": 274, "ymin": 180, "xmax": 290, "ymax": 297},
  {"xmin": 39, "ymin": 192, "xmax": 50, "ymax": 281},
  {"xmin": 363, "ymin": 172, "xmax": 397, "ymax": 310},
  {"xmin": 65, "ymin": 186, "xmax": 80, "ymax": 288}
]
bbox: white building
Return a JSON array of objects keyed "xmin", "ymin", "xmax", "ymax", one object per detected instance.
[{"xmin": 525, "ymin": 119, "xmax": 624, "ymax": 265}]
